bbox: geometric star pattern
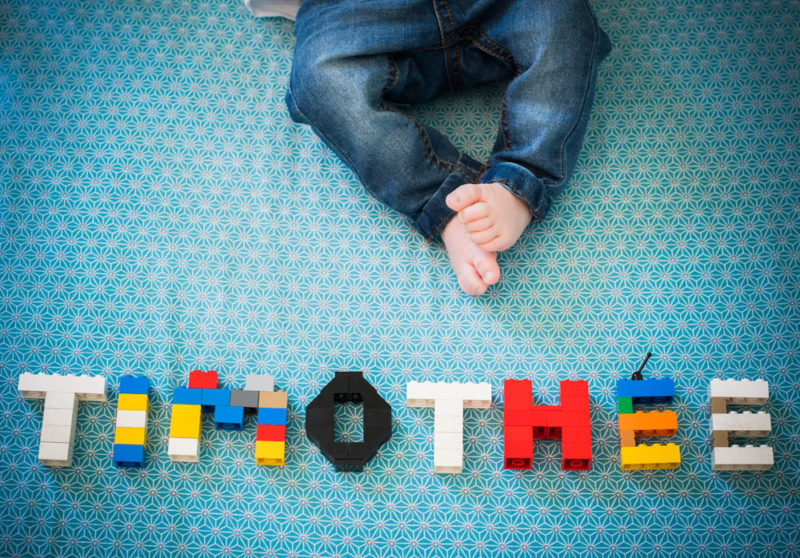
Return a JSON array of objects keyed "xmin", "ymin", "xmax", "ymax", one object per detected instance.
[{"xmin": 1, "ymin": 0, "xmax": 798, "ymax": 555}]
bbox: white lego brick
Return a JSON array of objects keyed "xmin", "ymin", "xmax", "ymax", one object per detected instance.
[
  {"xmin": 245, "ymin": 373, "xmax": 274, "ymax": 392},
  {"xmin": 41, "ymin": 405, "xmax": 78, "ymax": 428},
  {"xmin": 712, "ymin": 445, "xmax": 774, "ymax": 471},
  {"xmin": 711, "ymin": 411, "xmax": 771, "ymax": 437},
  {"xmin": 39, "ymin": 442, "xmax": 73, "ymax": 466},
  {"xmin": 433, "ymin": 450, "xmax": 464, "ymax": 474},
  {"xmin": 18, "ymin": 373, "xmax": 106, "ymax": 401},
  {"xmin": 168, "ymin": 437, "xmax": 200, "ymax": 463},
  {"xmin": 406, "ymin": 381, "xmax": 492, "ymax": 408},
  {"xmin": 434, "ymin": 414, "xmax": 463, "ymax": 433},
  {"xmin": 456, "ymin": 383, "xmax": 492, "ymax": 408},
  {"xmin": 406, "ymin": 381, "xmax": 439, "ymax": 407},
  {"xmin": 709, "ymin": 379, "xmax": 769, "ymax": 405},
  {"xmin": 43, "ymin": 392, "xmax": 79, "ymax": 409},
  {"xmin": 435, "ymin": 397, "xmax": 464, "ymax": 417},
  {"xmin": 40, "ymin": 423, "xmax": 76, "ymax": 444},
  {"xmin": 434, "ymin": 432, "xmax": 464, "ymax": 450},
  {"xmin": 116, "ymin": 410, "xmax": 148, "ymax": 429}
]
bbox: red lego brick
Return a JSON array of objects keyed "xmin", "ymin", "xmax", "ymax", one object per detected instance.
[
  {"xmin": 504, "ymin": 379, "xmax": 533, "ymax": 409},
  {"xmin": 256, "ymin": 424, "xmax": 286, "ymax": 442},
  {"xmin": 504, "ymin": 425, "xmax": 533, "ymax": 469},
  {"xmin": 188, "ymin": 370, "xmax": 218, "ymax": 389}
]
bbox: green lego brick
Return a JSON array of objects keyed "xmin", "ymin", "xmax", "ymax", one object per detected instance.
[{"xmin": 617, "ymin": 397, "xmax": 633, "ymax": 414}]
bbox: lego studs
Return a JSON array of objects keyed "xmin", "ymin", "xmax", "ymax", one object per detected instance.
[
  {"xmin": 113, "ymin": 375, "xmax": 149, "ymax": 467},
  {"xmin": 615, "ymin": 355, "xmax": 680, "ymax": 471},
  {"xmin": 503, "ymin": 379, "xmax": 592, "ymax": 471},
  {"xmin": 406, "ymin": 381, "xmax": 492, "ymax": 474},
  {"xmin": 18, "ymin": 373, "xmax": 107, "ymax": 467},
  {"xmin": 709, "ymin": 379, "xmax": 773, "ymax": 471},
  {"xmin": 306, "ymin": 371, "xmax": 392, "ymax": 472},
  {"xmin": 167, "ymin": 370, "xmax": 288, "ymax": 466}
]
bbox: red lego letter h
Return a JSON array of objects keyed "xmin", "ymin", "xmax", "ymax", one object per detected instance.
[{"xmin": 503, "ymin": 379, "xmax": 592, "ymax": 471}]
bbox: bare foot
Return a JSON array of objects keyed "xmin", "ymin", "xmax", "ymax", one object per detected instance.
[
  {"xmin": 445, "ymin": 183, "xmax": 532, "ymax": 252},
  {"xmin": 441, "ymin": 215, "xmax": 500, "ymax": 296}
]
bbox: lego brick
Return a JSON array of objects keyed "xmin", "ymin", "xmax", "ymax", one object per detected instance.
[
  {"xmin": 214, "ymin": 405, "xmax": 244, "ymax": 430},
  {"xmin": 41, "ymin": 404, "xmax": 78, "ymax": 428},
  {"xmin": 434, "ymin": 414, "xmax": 463, "ymax": 433},
  {"xmin": 245, "ymin": 373, "xmax": 275, "ymax": 392},
  {"xmin": 709, "ymin": 378, "xmax": 769, "ymax": 404},
  {"xmin": 618, "ymin": 410, "xmax": 678, "ymax": 437},
  {"xmin": 256, "ymin": 424, "xmax": 286, "ymax": 441},
  {"xmin": 255, "ymin": 440, "xmax": 285, "ymax": 466},
  {"xmin": 503, "ymin": 379, "xmax": 533, "ymax": 409},
  {"xmin": 40, "ymin": 423, "xmax": 76, "ymax": 444},
  {"xmin": 167, "ymin": 437, "xmax": 200, "ymax": 463},
  {"xmin": 172, "ymin": 386, "xmax": 204, "ymax": 405},
  {"xmin": 711, "ymin": 398, "xmax": 727, "ymax": 414},
  {"xmin": 620, "ymin": 443, "xmax": 681, "ymax": 470},
  {"xmin": 115, "ymin": 410, "xmax": 147, "ymax": 429},
  {"xmin": 617, "ymin": 397, "xmax": 633, "ymax": 414},
  {"xmin": 306, "ymin": 371, "xmax": 392, "ymax": 472},
  {"xmin": 561, "ymin": 425, "xmax": 592, "ymax": 470},
  {"xmin": 503, "ymin": 425, "xmax": 533, "ymax": 469},
  {"xmin": 617, "ymin": 378, "xmax": 674, "ymax": 403},
  {"xmin": 18, "ymin": 373, "xmax": 107, "ymax": 401},
  {"xmin": 43, "ymin": 392, "xmax": 79, "ymax": 409},
  {"xmin": 229, "ymin": 389, "xmax": 260, "ymax": 409},
  {"xmin": 38, "ymin": 441, "xmax": 73, "ymax": 466},
  {"xmin": 258, "ymin": 407, "xmax": 287, "ymax": 425},
  {"xmin": 117, "ymin": 393, "xmax": 149, "ymax": 412},
  {"xmin": 712, "ymin": 430, "xmax": 729, "ymax": 448},
  {"xmin": 119, "ymin": 375, "xmax": 149, "ymax": 395},
  {"xmin": 187, "ymin": 369, "xmax": 218, "ymax": 389},
  {"xmin": 406, "ymin": 381, "xmax": 491, "ymax": 408},
  {"xmin": 114, "ymin": 426, "xmax": 146, "ymax": 446},
  {"xmin": 169, "ymin": 404, "xmax": 202, "ymax": 439},
  {"xmin": 712, "ymin": 445, "xmax": 774, "ymax": 471},
  {"xmin": 619, "ymin": 429, "xmax": 636, "ymax": 447},
  {"xmin": 113, "ymin": 444, "xmax": 145, "ymax": 468},
  {"xmin": 710, "ymin": 411, "xmax": 771, "ymax": 437},
  {"xmin": 433, "ymin": 450, "xmax": 464, "ymax": 474},
  {"xmin": 435, "ymin": 397, "xmax": 464, "ymax": 417},
  {"xmin": 434, "ymin": 432, "xmax": 463, "ymax": 451},
  {"xmin": 259, "ymin": 390, "xmax": 288, "ymax": 409},
  {"xmin": 202, "ymin": 388, "xmax": 231, "ymax": 408}
]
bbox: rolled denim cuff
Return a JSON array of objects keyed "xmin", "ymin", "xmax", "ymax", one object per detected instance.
[
  {"xmin": 480, "ymin": 162, "xmax": 551, "ymax": 222},
  {"xmin": 413, "ymin": 171, "xmax": 473, "ymax": 240}
]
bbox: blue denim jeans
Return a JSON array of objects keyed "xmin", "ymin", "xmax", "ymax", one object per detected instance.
[{"xmin": 286, "ymin": 0, "xmax": 611, "ymax": 240}]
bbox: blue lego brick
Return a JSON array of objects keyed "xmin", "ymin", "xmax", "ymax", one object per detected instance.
[
  {"xmin": 617, "ymin": 378, "xmax": 675, "ymax": 403},
  {"xmin": 173, "ymin": 386, "xmax": 204, "ymax": 405},
  {"xmin": 113, "ymin": 444, "xmax": 145, "ymax": 468},
  {"xmin": 214, "ymin": 405, "xmax": 244, "ymax": 430},
  {"xmin": 119, "ymin": 375, "xmax": 149, "ymax": 395},
  {"xmin": 203, "ymin": 388, "xmax": 232, "ymax": 408},
  {"xmin": 257, "ymin": 407, "xmax": 287, "ymax": 425}
]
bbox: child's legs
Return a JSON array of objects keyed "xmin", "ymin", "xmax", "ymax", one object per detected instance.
[
  {"xmin": 457, "ymin": 0, "xmax": 613, "ymax": 221},
  {"xmin": 286, "ymin": 0, "xmax": 485, "ymax": 239}
]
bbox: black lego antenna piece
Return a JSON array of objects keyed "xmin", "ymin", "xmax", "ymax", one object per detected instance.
[{"xmin": 631, "ymin": 352, "xmax": 652, "ymax": 381}]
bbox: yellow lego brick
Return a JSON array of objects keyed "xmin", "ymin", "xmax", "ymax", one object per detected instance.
[
  {"xmin": 255, "ymin": 440, "xmax": 285, "ymax": 466},
  {"xmin": 117, "ymin": 393, "xmax": 149, "ymax": 412},
  {"xmin": 114, "ymin": 426, "xmax": 146, "ymax": 446},
  {"xmin": 169, "ymin": 404, "xmax": 202, "ymax": 439},
  {"xmin": 620, "ymin": 443, "xmax": 681, "ymax": 470}
]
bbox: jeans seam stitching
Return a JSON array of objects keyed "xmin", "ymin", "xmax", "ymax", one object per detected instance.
[
  {"xmin": 380, "ymin": 56, "xmax": 475, "ymax": 181},
  {"xmin": 432, "ymin": 0, "xmax": 453, "ymax": 91},
  {"xmin": 558, "ymin": 0, "xmax": 600, "ymax": 182}
]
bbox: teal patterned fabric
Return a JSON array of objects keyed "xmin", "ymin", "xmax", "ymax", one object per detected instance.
[{"xmin": 1, "ymin": 0, "xmax": 798, "ymax": 556}]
